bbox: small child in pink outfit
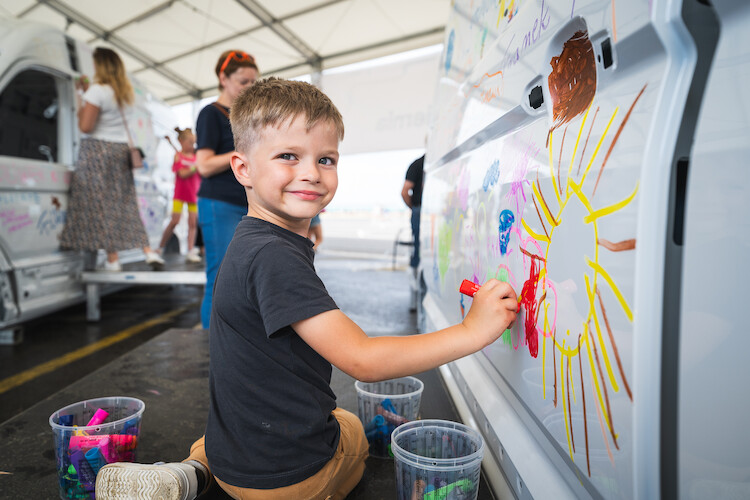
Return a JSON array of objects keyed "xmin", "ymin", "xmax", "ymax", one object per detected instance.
[{"xmin": 159, "ymin": 127, "xmax": 202, "ymax": 262}]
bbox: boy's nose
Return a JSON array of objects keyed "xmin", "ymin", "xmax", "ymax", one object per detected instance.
[{"xmin": 299, "ymin": 160, "xmax": 321, "ymax": 182}]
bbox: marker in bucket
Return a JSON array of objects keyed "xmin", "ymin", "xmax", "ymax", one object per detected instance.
[
  {"xmin": 459, "ymin": 279, "xmax": 522, "ymax": 313},
  {"xmin": 86, "ymin": 408, "xmax": 109, "ymax": 427}
]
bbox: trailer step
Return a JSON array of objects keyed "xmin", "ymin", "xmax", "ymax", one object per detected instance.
[{"xmin": 81, "ymin": 271, "xmax": 205, "ymax": 321}]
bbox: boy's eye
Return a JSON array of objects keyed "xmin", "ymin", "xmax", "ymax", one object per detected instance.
[
  {"xmin": 278, "ymin": 153, "xmax": 297, "ymax": 161},
  {"xmin": 319, "ymin": 157, "xmax": 336, "ymax": 166}
]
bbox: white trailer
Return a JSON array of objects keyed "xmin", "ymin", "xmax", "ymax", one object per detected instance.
[
  {"xmin": 0, "ymin": 19, "xmax": 176, "ymax": 340},
  {"xmin": 421, "ymin": 0, "xmax": 749, "ymax": 498}
]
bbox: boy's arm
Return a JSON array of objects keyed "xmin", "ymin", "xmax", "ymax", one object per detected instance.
[{"xmin": 293, "ymin": 279, "xmax": 517, "ymax": 382}]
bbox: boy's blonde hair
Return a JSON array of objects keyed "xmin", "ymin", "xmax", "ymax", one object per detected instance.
[{"xmin": 230, "ymin": 77, "xmax": 344, "ymax": 155}]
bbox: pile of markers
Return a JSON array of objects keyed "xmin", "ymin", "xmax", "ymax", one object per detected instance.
[
  {"xmin": 418, "ymin": 477, "xmax": 475, "ymax": 500},
  {"xmin": 54, "ymin": 408, "xmax": 139, "ymax": 499},
  {"xmin": 363, "ymin": 397, "xmax": 410, "ymax": 457}
]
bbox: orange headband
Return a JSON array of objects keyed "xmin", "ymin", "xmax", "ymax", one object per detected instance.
[{"xmin": 220, "ymin": 51, "xmax": 254, "ymax": 75}]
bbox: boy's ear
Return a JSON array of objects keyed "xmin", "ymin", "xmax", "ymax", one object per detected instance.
[{"xmin": 229, "ymin": 152, "xmax": 252, "ymax": 187}]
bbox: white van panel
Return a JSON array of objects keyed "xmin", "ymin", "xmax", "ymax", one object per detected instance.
[
  {"xmin": 421, "ymin": 0, "xmax": 734, "ymax": 498},
  {"xmin": 677, "ymin": 1, "xmax": 750, "ymax": 499}
]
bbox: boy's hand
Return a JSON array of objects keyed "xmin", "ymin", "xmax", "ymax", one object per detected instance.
[{"xmin": 461, "ymin": 279, "xmax": 517, "ymax": 347}]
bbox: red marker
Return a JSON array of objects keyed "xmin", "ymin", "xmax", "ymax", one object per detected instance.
[
  {"xmin": 459, "ymin": 279, "xmax": 522, "ymax": 313},
  {"xmin": 459, "ymin": 279, "xmax": 480, "ymax": 297}
]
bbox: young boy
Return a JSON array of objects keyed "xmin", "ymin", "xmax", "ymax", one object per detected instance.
[{"xmin": 96, "ymin": 78, "xmax": 517, "ymax": 500}]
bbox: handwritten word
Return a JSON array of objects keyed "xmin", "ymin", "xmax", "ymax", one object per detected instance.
[
  {"xmin": 0, "ymin": 209, "xmax": 33, "ymax": 233},
  {"xmin": 500, "ymin": 0, "xmax": 550, "ymax": 72}
]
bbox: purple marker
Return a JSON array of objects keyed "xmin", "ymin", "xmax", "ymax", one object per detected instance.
[{"xmin": 70, "ymin": 450, "xmax": 97, "ymax": 490}]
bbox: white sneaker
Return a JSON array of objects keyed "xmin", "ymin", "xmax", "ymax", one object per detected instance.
[
  {"xmin": 145, "ymin": 251, "xmax": 165, "ymax": 268},
  {"xmin": 104, "ymin": 260, "xmax": 122, "ymax": 272},
  {"xmin": 185, "ymin": 248, "xmax": 201, "ymax": 263},
  {"xmin": 96, "ymin": 462, "xmax": 199, "ymax": 500}
]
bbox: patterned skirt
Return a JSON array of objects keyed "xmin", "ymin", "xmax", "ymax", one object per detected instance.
[{"xmin": 59, "ymin": 138, "xmax": 149, "ymax": 252}]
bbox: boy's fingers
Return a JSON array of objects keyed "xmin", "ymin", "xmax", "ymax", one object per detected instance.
[
  {"xmin": 487, "ymin": 281, "xmax": 516, "ymax": 300},
  {"xmin": 502, "ymin": 297, "xmax": 519, "ymax": 311}
]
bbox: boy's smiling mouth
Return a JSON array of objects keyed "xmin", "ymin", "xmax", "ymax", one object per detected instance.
[{"xmin": 290, "ymin": 190, "xmax": 323, "ymax": 200}]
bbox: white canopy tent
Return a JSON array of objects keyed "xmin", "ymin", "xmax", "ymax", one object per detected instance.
[{"xmin": 0, "ymin": 0, "xmax": 449, "ymax": 105}]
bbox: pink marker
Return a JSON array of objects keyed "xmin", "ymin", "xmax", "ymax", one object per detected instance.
[{"xmin": 86, "ymin": 408, "xmax": 109, "ymax": 427}]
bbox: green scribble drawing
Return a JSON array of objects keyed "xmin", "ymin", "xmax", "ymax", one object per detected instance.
[
  {"xmin": 437, "ymin": 222, "xmax": 453, "ymax": 282},
  {"xmin": 495, "ymin": 266, "xmax": 512, "ymax": 344},
  {"xmin": 496, "ymin": 267, "xmax": 509, "ymax": 282}
]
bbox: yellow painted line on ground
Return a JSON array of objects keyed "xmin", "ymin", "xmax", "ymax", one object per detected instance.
[{"xmin": 0, "ymin": 305, "xmax": 191, "ymax": 395}]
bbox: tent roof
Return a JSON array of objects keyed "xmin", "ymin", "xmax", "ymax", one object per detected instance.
[{"xmin": 1, "ymin": 0, "xmax": 448, "ymax": 104}]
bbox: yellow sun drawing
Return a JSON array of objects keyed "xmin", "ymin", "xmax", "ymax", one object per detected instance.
[{"xmin": 516, "ymin": 81, "xmax": 646, "ymax": 473}]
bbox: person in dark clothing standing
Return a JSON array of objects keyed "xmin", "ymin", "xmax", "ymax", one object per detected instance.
[
  {"xmin": 195, "ymin": 50, "xmax": 259, "ymax": 328},
  {"xmin": 401, "ymin": 154, "xmax": 425, "ymax": 269}
]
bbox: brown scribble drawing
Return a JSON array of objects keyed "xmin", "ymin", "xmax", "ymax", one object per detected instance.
[
  {"xmin": 566, "ymin": 355, "xmax": 575, "ymax": 453},
  {"xmin": 596, "ymin": 286, "xmax": 633, "ymax": 400},
  {"xmin": 598, "ymin": 238, "xmax": 636, "ymax": 252},
  {"xmin": 577, "ymin": 106, "xmax": 599, "ymax": 175},
  {"xmin": 578, "ymin": 334, "xmax": 591, "ymax": 476},
  {"xmin": 593, "ymin": 84, "xmax": 648, "ymax": 196},
  {"xmin": 532, "ymin": 195, "xmax": 550, "ymax": 240},
  {"xmin": 547, "ymin": 30, "xmax": 597, "ymax": 142},
  {"xmin": 590, "ymin": 330, "xmax": 619, "ymax": 450}
]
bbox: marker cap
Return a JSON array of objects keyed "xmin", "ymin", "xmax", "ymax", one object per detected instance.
[{"xmin": 459, "ymin": 279, "xmax": 480, "ymax": 297}]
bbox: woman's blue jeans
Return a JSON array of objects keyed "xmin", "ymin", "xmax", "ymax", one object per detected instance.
[{"xmin": 197, "ymin": 197, "xmax": 246, "ymax": 328}]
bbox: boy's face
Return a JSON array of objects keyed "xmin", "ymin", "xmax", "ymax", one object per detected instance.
[{"xmin": 231, "ymin": 115, "xmax": 339, "ymax": 236}]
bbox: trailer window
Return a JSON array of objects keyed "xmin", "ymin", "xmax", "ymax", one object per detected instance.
[{"xmin": 0, "ymin": 69, "xmax": 59, "ymax": 162}]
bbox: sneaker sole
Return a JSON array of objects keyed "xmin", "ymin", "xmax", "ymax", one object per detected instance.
[{"xmin": 96, "ymin": 464, "xmax": 187, "ymax": 500}]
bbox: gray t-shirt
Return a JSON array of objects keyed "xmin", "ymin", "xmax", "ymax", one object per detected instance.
[{"xmin": 205, "ymin": 217, "xmax": 340, "ymax": 489}]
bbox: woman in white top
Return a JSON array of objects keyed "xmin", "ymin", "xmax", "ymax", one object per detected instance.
[{"xmin": 60, "ymin": 47, "xmax": 164, "ymax": 271}]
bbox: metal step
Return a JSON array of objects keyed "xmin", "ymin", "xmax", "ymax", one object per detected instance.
[
  {"xmin": 81, "ymin": 271, "xmax": 206, "ymax": 285},
  {"xmin": 81, "ymin": 271, "xmax": 205, "ymax": 321}
]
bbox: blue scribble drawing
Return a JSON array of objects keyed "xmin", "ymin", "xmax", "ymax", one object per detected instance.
[
  {"xmin": 498, "ymin": 209, "xmax": 515, "ymax": 256},
  {"xmin": 36, "ymin": 208, "xmax": 65, "ymax": 236},
  {"xmin": 482, "ymin": 160, "xmax": 500, "ymax": 192},
  {"xmin": 444, "ymin": 30, "xmax": 455, "ymax": 73}
]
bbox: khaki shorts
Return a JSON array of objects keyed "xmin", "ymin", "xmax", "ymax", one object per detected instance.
[{"xmin": 187, "ymin": 408, "xmax": 369, "ymax": 500}]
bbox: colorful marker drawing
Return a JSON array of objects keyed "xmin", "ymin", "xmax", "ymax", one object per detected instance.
[
  {"xmin": 514, "ymin": 81, "xmax": 647, "ymax": 472},
  {"xmin": 451, "ymin": 75, "xmax": 647, "ymax": 474}
]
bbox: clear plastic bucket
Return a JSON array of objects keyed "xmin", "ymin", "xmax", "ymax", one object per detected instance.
[
  {"xmin": 391, "ymin": 419, "xmax": 485, "ymax": 500},
  {"xmin": 49, "ymin": 396, "xmax": 145, "ymax": 499},
  {"xmin": 355, "ymin": 376, "xmax": 423, "ymax": 457}
]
